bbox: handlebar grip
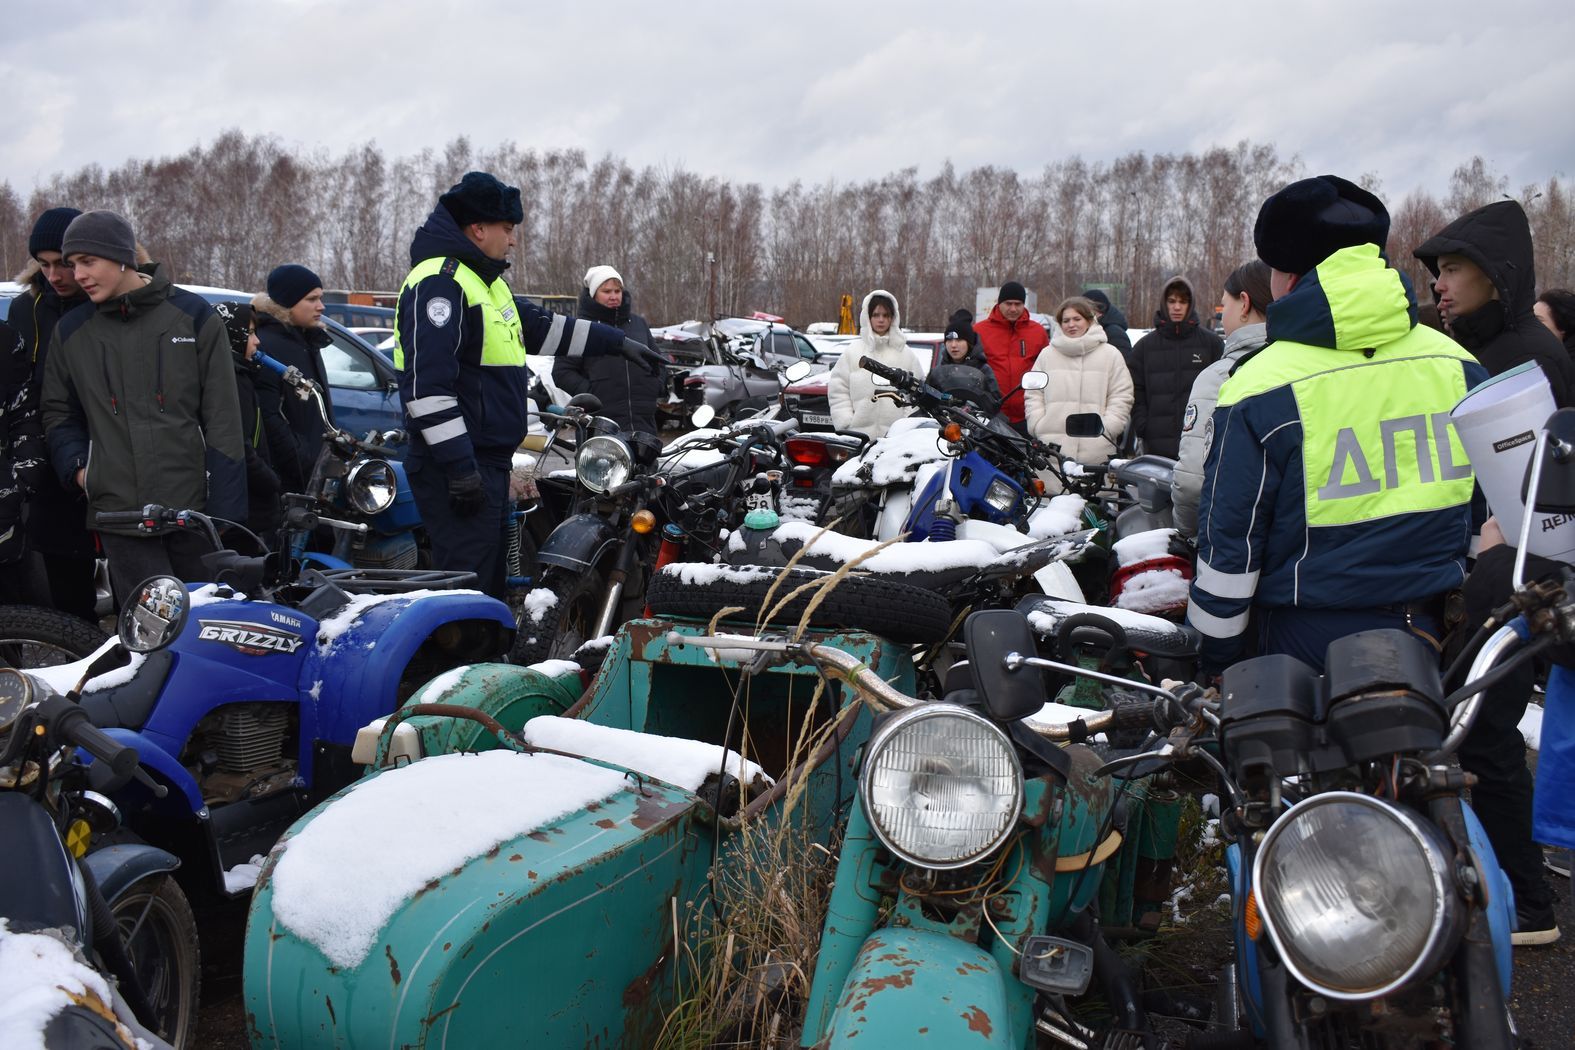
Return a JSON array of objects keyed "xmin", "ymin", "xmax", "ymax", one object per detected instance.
[
  {"xmin": 1111, "ymin": 700, "xmax": 1161, "ymax": 732},
  {"xmin": 253, "ymin": 350, "xmax": 288, "ymax": 376},
  {"xmin": 61, "ymin": 709, "xmax": 139, "ymax": 780},
  {"xmin": 859, "ymin": 357, "xmax": 901, "ymax": 379},
  {"xmin": 94, "ymin": 510, "xmax": 150, "ymax": 526}
]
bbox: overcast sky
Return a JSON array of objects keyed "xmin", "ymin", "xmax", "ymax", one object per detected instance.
[{"xmin": 3, "ymin": 0, "xmax": 1571, "ymax": 203}]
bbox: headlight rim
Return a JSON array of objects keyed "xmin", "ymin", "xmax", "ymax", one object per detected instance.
[
  {"xmin": 1251, "ymin": 790, "xmax": 1460, "ymax": 1001},
  {"xmin": 346, "ymin": 458, "xmax": 398, "ymax": 515},
  {"xmin": 859, "ymin": 702, "xmax": 1024, "ymax": 872},
  {"xmin": 576, "ymin": 435, "xmax": 633, "ymax": 494}
]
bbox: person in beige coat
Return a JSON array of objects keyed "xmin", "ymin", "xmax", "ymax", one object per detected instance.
[
  {"xmin": 1024, "ymin": 296, "xmax": 1134, "ymax": 467},
  {"xmin": 825, "ymin": 289, "xmax": 925, "ymax": 437}
]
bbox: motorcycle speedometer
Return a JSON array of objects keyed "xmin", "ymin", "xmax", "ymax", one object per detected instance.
[
  {"xmin": 1252, "ymin": 791, "xmax": 1462, "ymax": 1000},
  {"xmin": 576, "ymin": 436, "xmax": 633, "ymax": 494},
  {"xmin": 0, "ymin": 668, "xmax": 34, "ymax": 735},
  {"xmin": 860, "ymin": 704, "xmax": 1023, "ymax": 870},
  {"xmin": 347, "ymin": 459, "xmax": 398, "ymax": 515}
]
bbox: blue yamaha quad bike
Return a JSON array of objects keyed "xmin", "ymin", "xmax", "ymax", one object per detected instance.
[{"xmin": 78, "ymin": 498, "xmax": 514, "ymax": 906}]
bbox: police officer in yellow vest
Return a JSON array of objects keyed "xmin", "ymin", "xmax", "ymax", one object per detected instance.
[
  {"xmin": 1187, "ymin": 175, "xmax": 1488, "ymax": 674},
  {"xmin": 394, "ymin": 172, "xmax": 663, "ymax": 597}
]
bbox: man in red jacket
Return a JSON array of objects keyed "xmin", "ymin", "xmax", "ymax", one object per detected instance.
[{"xmin": 974, "ymin": 280, "xmax": 1048, "ymax": 429}]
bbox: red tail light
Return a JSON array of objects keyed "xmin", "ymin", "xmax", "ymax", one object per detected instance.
[{"xmin": 785, "ymin": 437, "xmax": 829, "ymax": 467}]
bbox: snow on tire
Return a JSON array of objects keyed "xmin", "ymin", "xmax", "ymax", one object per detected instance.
[{"xmin": 646, "ymin": 563, "xmax": 953, "ymax": 644}]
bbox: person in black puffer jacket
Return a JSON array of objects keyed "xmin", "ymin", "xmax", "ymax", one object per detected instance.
[
  {"xmin": 928, "ymin": 309, "xmax": 1002, "ymax": 413},
  {"xmin": 1082, "ymin": 288, "xmax": 1132, "ymax": 357},
  {"xmin": 253, "ymin": 264, "xmax": 335, "ymax": 492},
  {"xmin": 553, "ymin": 266, "xmax": 665, "ymax": 435},
  {"xmin": 1414, "ymin": 200, "xmax": 1575, "ymax": 406},
  {"xmin": 1128, "ymin": 275, "xmax": 1223, "ymax": 459},
  {"xmin": 212, "ymin": 301, "xmax": 282, "ymax": 542}
]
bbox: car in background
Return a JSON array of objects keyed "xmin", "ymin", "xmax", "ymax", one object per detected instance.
[
  {"xmin": 323, "ymin": 302, "xmax": 395, "ymax": 330},
  {"xmin": 680, "ymin": 318, "xmax": 831, "ymax": 421},
  {"xmin": 0, "ymin": 280, "xmax": 23, "ymax": 322},
  {"xmin": 349, "ymin": 326, "xmax": 395, "ymax": 350}
]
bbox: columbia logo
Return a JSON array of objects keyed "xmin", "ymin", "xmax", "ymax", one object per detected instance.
[{"xmin": 170, "ymin": 336, "xmax": 196, "ymax": 343}]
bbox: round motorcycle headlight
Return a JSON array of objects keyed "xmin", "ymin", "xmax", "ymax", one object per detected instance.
[
  {"xmin": 576, "ymin": 436, "xmax": 633, "ymax": 494},
  {"xmin": 1252, "ymin": 792, "xmax": 1462, "ymax": 1000},
  {"xmin": 860, "ymin": 704, "xmax": 1023, "ymax": 870},
  {"xmin": 346, "ymin": 459, "xmax": 397, "ymax": 515}
]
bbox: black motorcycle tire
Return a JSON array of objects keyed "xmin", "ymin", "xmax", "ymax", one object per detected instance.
[
  {"xmin": 0, "ymin": 605, "xmax": 108, "ymax": 668},
  {"xmin": 510, "ymin": 569, "xmax": 605, "ymax": 666},
  {"xmin": 646, "ymin": 564, "xmax": 953, "ymax": 644},
  {"xmin": 110, "ymin": 875, "xmax": 200, "ymax": 1048}
]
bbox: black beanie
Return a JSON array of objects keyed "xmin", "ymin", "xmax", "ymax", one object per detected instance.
[
  {"xmin": 1254, "ymin": 174, "xmax": 1390, "ymax": 277},
  {"xmin": 1082, "ymin": 289, "xmax": 1112, "ymax": 312},
  {"xmin": 212, "ymin": 301, "xmax": 255, "ymax": 358},
  {"xmin": 29, "ymin": 207, "xmax": 82, "ymax": 258},
  {"xmin": 61, "ymin": 210, "xmax": 137, "ymax": 267},
  {"xmin": 439, "ymin": 171, "xmax": 525, "ymax": 227},
  {"xmin": 267, "ymin": 264, "xmax": 323, "ymax": 309},
  {"xmin": 998, "ymin": 280, "xmax": 1027, "ymax": 304},
  {"xmin": 944, "ymin": 309, "xmax": 976, "ymax": 346}
]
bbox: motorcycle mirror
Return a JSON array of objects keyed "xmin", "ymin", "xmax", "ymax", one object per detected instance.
[
  {"xmin": 690, "ymin": 404, "xmax": 717, "ymax": 428},
  {"xmin": 567, "ymin": 392, "xmax": 603, "ymax": 414},
  {"xmin": 1021, "ymin": 370, "xmax": 1050, "ymax": 392},
  {"xmin": 1064, "ymin": 412, "xmax": 1104, "ymax": 438},
  {"xmin": 118, "ymin": 575, "xmax": 190, "ymax": 654},
  {"xmin": 1521, "ymin": 407, "xmax": 1575, "ymax": 513},
  {"xmin": 965, "ymin": 609, "xmax": 1049, "ymax": 723},
  {"xmin": 782, "ymin": 361, "xmax": 814, "ymax": 383}
]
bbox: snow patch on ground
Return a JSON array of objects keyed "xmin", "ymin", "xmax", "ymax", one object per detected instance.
[
  {"xmin": 523, "ymin": 716, "xmax": 772, "ymax": 790},
  {"xmin": 1114, "ymin": 569, "xmax": 1191, "ymax": 614},
  {"xmin": 270, "ymin": 750, "xmax": 627, "ymax": 969}
]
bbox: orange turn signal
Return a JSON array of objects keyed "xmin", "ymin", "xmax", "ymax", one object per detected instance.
[
  {"xmin": 631, "ymin": 510, "xmax": 657, "ymax": 535},
  {"xmin": 1244, "ymin": 889, "xmax": 1261, "ymax": 940},
  {"xmin": 1031, "ymin": 478, "xmax": 1046, "ymax": 495},
  {"xmin": 942, "ymin": 423, "xmax": 964, "ymax": 443}
]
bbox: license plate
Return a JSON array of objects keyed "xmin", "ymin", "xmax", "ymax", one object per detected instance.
[{"xmin": 802, "ymin": 412, "xmax": 833, "ymax": 425}]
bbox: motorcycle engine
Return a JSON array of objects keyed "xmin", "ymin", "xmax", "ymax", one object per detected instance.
[{"xmin": 183, "ymin": 703, "xmax": 297, "ymax": 805}]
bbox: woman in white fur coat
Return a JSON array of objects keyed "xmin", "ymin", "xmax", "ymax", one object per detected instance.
[
  {"xmin": 1024, "ymin": 296, "xmax": 1134, "ymax": 467},
  {"xmin": 825, "ymin": 289, "xmax": 925, "ymax": 437}
]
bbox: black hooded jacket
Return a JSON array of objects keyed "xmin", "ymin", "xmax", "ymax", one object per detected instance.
[
  {"xmin": 1128, "ymin": 276, "xmax": 1223, "ymax": 458},
  {"xmin": 7, "ymin": 267, "xmax": 94, "ymax": 556},
  {"xmin": 252, "ymin": 295, "xmax": 335, "ymax": 494},
  {"xmin": 929, "ymin": 342, "xmax": 1003, "ymax": 413},
  {"xmin": 1082, "ymin": 290, "xmax": 1132, "ymax": 356},
  {"xmin": 553, "ymin": 287, "xmax": 663, "ymax": 434},
  {"xmin": 1414, "ymin": 200, "xmax": 1574, "ymax": 407}
]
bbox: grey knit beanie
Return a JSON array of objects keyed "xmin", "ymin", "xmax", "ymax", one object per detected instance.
[{"xmin": 61, "ymin": 210, "xmax": 137, "ymax": 267}]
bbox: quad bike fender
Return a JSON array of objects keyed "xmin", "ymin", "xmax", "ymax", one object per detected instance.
[
  {"xmin": 299, "ymin": 591, "xmax": 516, "ymax": 747},
  {"xmin": 823, "ymin": 926, "xmax": 1018, "ymax": 1047},
  {"xmin": 96, "ymin": 728, "xmax": 206, "ymax": 815},
  {"xmin": 535, "ymin": 513, "xmax": 620, "ymax": 573}
]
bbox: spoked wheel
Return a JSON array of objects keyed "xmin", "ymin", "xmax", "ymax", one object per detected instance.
[
  {"xmin": 111, "ymin": 875, "xmax": 201, "ymax": 1048},
  {"xmin": 509, "ymin": 569, "xmax": 604, "ymax": 666},
  {"xmin": 0, "ymin": 605, "xmax": 108, "ymax": 668}
]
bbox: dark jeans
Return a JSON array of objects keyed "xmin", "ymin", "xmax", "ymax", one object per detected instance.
[
  {"xmin": 99, "ymin": 531, "xmax": 213, "ymax": 608},
  {"xmin": 1454, "ymin": 546, "xmax": 1555, "ymax": 913},
  {"xmin": 406, "ymin": 455, "xmax": 510, "ymax": 599}
]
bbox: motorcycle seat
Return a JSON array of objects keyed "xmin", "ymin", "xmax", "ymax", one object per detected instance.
[
  {"xmin": 80, "ymin": 649, "xmax": 176, "ymax": 731},
  {"xmin": 1014, "ymin": 596, "xmax": 1200, "ymax": 659}
]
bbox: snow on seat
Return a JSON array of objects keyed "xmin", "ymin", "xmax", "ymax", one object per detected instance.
[{"xmin": 1015, "ymin": 595, "xmax": 1200, "ymax": 658}]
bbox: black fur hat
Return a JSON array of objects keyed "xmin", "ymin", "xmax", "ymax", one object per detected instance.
[
  {"xmin": 439, "ymin": 171, "xmax": 524, "ymax": 227},
  {"xmin": 1254, "ymin": 175, "xmax": 1389, "ymax": 277},
  {"xmin": 944, "ymin": 308, "xmax": 976, "ymax": 346}
]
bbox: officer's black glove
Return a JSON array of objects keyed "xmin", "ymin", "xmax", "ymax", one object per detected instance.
[
  {"xmin": 447, "ymin": 472, "xmax": 486, "ymax": 517},
  {"xmin": 621, "ymin": 338, "xmax": 666, "ymax": 377}
]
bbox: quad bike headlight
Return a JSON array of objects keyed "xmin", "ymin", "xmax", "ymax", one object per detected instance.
[
  {"xmin": 576, "ymin": 436, "xmax": 633, "ymax": 494},
  {"xmin": 346, "ymin": 459, "xmax": 398, "ymax": 515},
  {"xmin": 983, "ymin": 478, "xmax": 1020, "ymax": 516},
  {"xmin": 1252, "ymin": 791, "xmax": 1463, "ymax": 1000},
  {"xmin": 861, "ymin": 704, "xmax": 1023, "ymax": 870}
]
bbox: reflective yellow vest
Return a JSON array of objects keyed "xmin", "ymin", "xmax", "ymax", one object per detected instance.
[{"xmin": 392, "ymin": 257, "xmax": 526, "ymax": 370}]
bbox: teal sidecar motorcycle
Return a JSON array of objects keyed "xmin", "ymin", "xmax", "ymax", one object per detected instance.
[{"xmin": 243, "ymin": 607, "xmax": 1179, "ymax": 1048}]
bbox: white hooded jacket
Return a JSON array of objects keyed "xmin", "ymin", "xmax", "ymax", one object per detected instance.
[
  {"xmin": 1023, "ymin": 323, "xmax": 1134, "ymax": 465},
  {"xmin": 826, "ymin": 289, "xmax": 925, "ymax": 437}
]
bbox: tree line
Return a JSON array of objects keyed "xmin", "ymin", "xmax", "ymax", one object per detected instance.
[{"xmin": 2, "ymin": 133, "xmax": 1570, "ymax": 329}]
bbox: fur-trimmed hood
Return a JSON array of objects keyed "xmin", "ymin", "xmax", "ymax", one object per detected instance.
[
  {"xmin": 13, "ymin": 242, "xmax": 155, "ymax": 291},
  {"xmin": 250, "ymin": 293, "xmax": 327, "ymax": 331}
]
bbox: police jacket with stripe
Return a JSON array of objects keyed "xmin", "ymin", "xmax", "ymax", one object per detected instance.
[
  {"xmin": 1186, "ymin": 244, "xmax": 1488, "ymax": 669},
  {"xmin": 393, "ymin": 205, "xmax": 626, "ymax": 476}
]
